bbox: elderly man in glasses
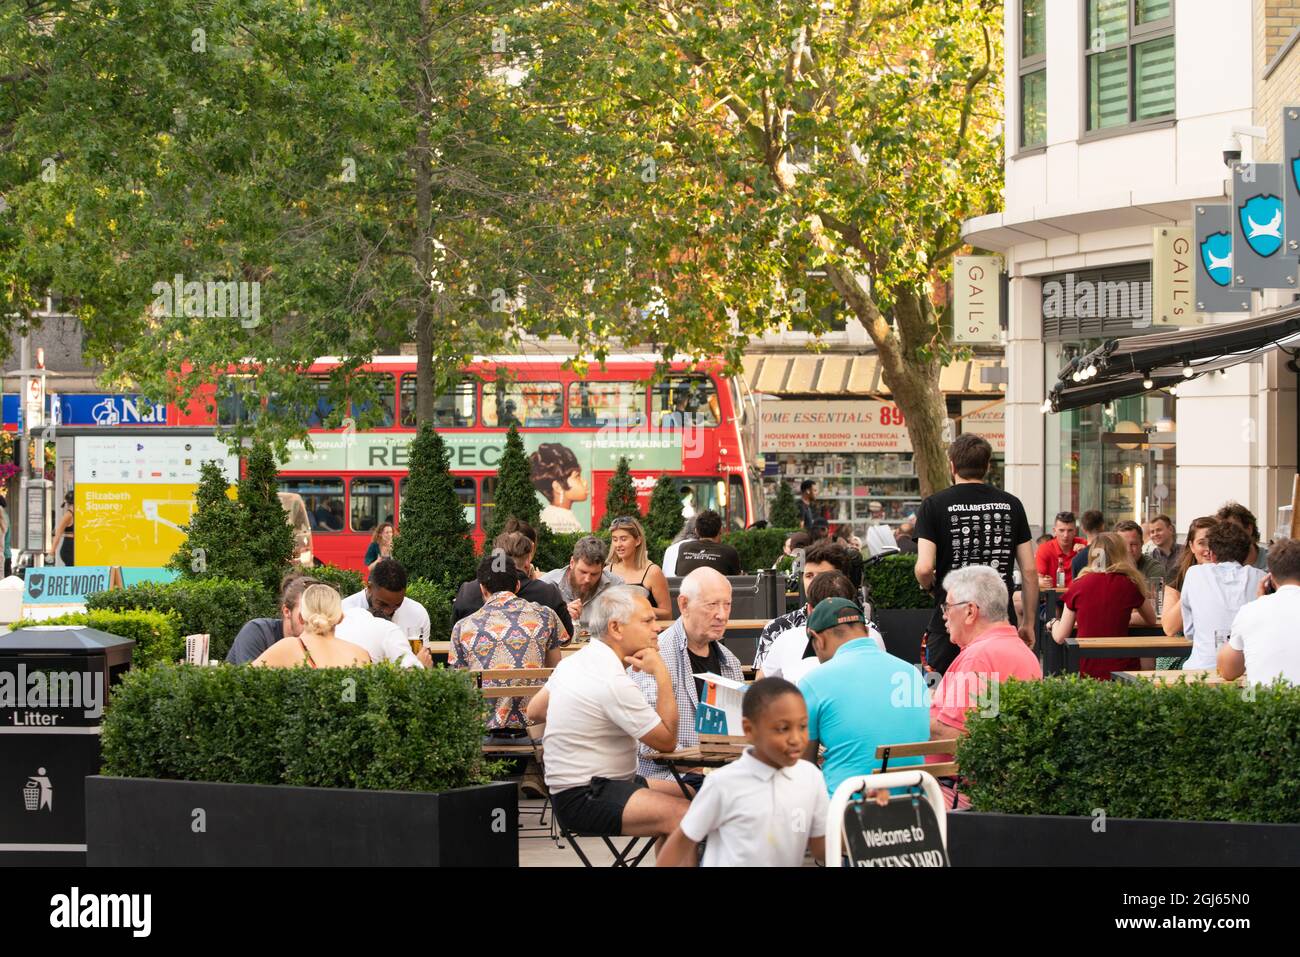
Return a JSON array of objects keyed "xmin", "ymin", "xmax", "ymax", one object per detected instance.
[{"xmin": 631, "ymin": 567, "xmax": 743, "ymax": 792}]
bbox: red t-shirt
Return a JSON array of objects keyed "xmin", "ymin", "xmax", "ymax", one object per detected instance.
[
  {"xmin": 1062, "ymin": 571, "xmax": 1146, "ymax": 680},
  {"xmin": 1036, "ymin": 538, "xmax": 1088, "ymax": 587}
]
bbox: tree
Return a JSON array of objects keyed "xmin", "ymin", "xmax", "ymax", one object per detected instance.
[
  {"xmin": 238, "ymin": 442, "xmax": 297, "ymax": 593},
  {"xmin": 524, "ymin": 0, "xmax": 1004, "ymax": 495},
  {"xmin": 392, "ymin": 424, "xmax": 476, "ymax": 586},
  {"xmin": 645, "ymin": 474, "xmax": 684, "ymax": 542},
  {"xmin": 169, "ymin": 461, "xmax": 246, "ymax": 580},
  {"xmin": 768, "ymin": 479, "xmax": 800, "ymax": 529},
  {"xmin": 483, "ymin": 424, "xmax": 540, "ymax": 542},
  {"xmin": 599, "ymin": 457, "xmax": 642, "ymax": 530}
]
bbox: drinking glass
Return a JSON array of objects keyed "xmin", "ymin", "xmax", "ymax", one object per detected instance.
[
  {"xmin": 1150, "ymin": 578, "xmax": 1163, "ymax": 617},
  {"xmin": 406, "ymin": 628, "xmax": 424, "ymax": 656},
  {"xmin": 1213, "ymin": 629, "xmax": 1230, "ymax": 651}
]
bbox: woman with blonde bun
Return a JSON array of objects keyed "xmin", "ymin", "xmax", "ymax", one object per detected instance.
[{"xmin": 253, "ymin": 584, "xmax": 371, "ymax": 668}]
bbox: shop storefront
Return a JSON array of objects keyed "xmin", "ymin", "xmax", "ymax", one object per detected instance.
[{"xmin": 1038, "ymin": 263, "xmax": 1177, "ymax": 527}]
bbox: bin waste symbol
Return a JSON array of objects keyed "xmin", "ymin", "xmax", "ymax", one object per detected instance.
[{"xmin": 23, "ymin": 779, "xmax": 39, "ymax": 811}]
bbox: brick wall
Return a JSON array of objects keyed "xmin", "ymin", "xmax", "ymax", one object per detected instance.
[{"xmin": 1257, "ymin": 0, "xmax": 1300, "ymax": 161}]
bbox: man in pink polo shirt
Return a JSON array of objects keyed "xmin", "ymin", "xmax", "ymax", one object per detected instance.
[{"xmin": 930, "ymin": 564, "xmax": 1042, "ymax": 765}]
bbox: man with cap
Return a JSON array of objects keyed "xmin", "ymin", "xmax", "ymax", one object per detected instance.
[{"xmin": 797, "ymin": 596, "xmax": 931, "ymax": 797}]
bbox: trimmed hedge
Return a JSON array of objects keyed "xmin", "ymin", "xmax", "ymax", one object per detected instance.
[
  {"xmin": 722, "ymin": 527, "xmax": 793, "ymax": 574},
  {"xmin": 10, "ymin": 609, "xmax": 184, "ymax": 668},
  {"xmin": 960, "ymin": 677, "xmax": 1300, "ymax": 823},
  {"xmin": 87, "ymin": 578, "xmax": 278, "ymax": 662},
  {"xmin": 863, "ymin": 553, "xmax": 933, "ymax": 610},
  {"xmin": 102, "ymin": 663, "xmax": 494, "ymax": 792},
  {"xmin": 310, "ymin": 564, "xmax": 364, "ymax": 598},
  {"xmin": 404, "ymin": 577, "xmax": 455, "ymax": 640}
]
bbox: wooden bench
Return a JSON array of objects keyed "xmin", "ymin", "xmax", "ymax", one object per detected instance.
[
  {"xmin": 1064, "ymin": 635, "xmax": 1191, "ymax": 673},
  {"xmin": 875, "ymin": 739, "xmax": 959, "ymax": 781}
]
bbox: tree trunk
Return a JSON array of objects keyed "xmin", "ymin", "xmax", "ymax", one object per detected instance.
[{"xmin": 412, "ymin": 0, "xmax": 435, "ymax": 427}]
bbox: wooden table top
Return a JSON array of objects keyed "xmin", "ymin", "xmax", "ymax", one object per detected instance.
[
  {"xmin": 647, "ymin": 747, "xmax": 743, "ymax": 767},
  {"xmin": 726, "ymin": 619, "xmax": 771, "ymax": 630},
  {"xmin": 426, "ymin": 640, "xmax": 451, "ymax": 655},
  {"xmin": 1067, "ymin": 635, "xmax": 1190, "ymax": 649},
  {"xmin": 1113, "ymin": 669, "xmax": 1242, "ymax": 687}
]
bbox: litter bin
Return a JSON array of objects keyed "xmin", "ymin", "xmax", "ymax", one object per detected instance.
[{"xmin": 0, "ymin": 626, "xmax": 134, "ymax": 866}]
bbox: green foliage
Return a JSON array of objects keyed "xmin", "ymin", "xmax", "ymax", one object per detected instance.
[
  {"xmin": 392, "ymin": 425, "xmax": 476, "ymax": 586},
  {"xmin": 239, "ymin": 442, "xmax": 297, "ymax": 592},
  {"xmin": 404, "ymin": 577, "xmax": 455, "ymax": 641},
  {"xmin": 721, "ymin": 528, "xmax": 791, "ymax": 574},
  {"xmin": 599, "ymin": 457, "xmax": 641, "ymax": 531},
  {"xmin": 862, "ymin": 553, "xmax": 933, "ymax": 610},
  {"xmin": 309, "ymin": 564, "xmax": 364, "ymax": 599},
  {"xmin": 87, "ymin": 578, "xmax": 278, "ymax": 662},
  {"xmin": 483, "ymin": 425, "xmax": 540, "ymax": 541},
  {"xmin": 12, "ymin": 609, "xmax": 183, "ymax": 669},
  {"xmin": 960, "ymin": 677, "xmax": 1300, "ymax": 823},
  {"xmin": 645, "ymin": 475, "xmax": 685, "ymax": 543},
  {"xmin": 169, "ymin": 461, "xmax": 245, "ymax": 579},
  {"xmin": 768, "ymin": 480, "xmax": 801, "ymax": 529},
  {"xmin": 102, "ymin": 663, "xmax": 493, "ymax": 792},
  {"xmin": 534, "ymin": 531, "xmax": 589, "ymax": 574}
]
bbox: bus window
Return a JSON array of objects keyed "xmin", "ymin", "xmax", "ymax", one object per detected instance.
[
  {"xmin": 269, "ymin": 375, "xmax": 338, "ymax": 428},
  {"xmin": 400, "ymin": 476, "xmax": 475, "ymax": 525},
  {"xmin": 568, "ymin": 382, "xmax": 645, "ymax": 428},
  {"xmin": 217, "ymin": 375, "xmax": 259, "ymax": 427},
  {"xmin": 277, "ymin": 478, "xmax": 345, "ymax": 532},
  {"xmin": 400, "ymin": 377, "xmax": 476, "ymax": 428},
  {"xmin": 483, "ymin": 381, "xmax": 563, "ymax": 428},
  {"xmin": 350, "ymin": 373, "xmax": 396, "ymax": 428},
  {"xmin": 652, "ymin": 376, "xmax": 720, "ymax": 427},
  {"xmin": 481, "ymin": 476, "xmax": 497, "ymax": 529},
  {"xmin": 350, "ymin": 478, "xmax": 394, "ymax": 533},
  {"xmin": 728, "ymin": 475, "xmax": 746, "ymax": 530}
]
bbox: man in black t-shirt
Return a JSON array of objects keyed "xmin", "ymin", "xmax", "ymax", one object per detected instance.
[
  {"xmin": 674, "ymin": 509, "xmax": 743, "ymax": 576},
  {"xmin": 914, "ymin": 434, "xmax": 1037, "ymax": 674}
]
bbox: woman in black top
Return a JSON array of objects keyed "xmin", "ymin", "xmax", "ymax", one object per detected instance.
[{"xmin": 53, "ymin": 491, "xmax": 75, "ymax": 567}]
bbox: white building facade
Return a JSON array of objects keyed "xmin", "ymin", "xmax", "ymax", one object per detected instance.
[{"xmin": 964, "ymin": 0, "xmax": 1297, "ymax": 538}]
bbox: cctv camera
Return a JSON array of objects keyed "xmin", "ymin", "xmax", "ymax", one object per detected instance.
[{"xmin": 1223, "ymin": 134, "xmax": 1243, "ymax": 169}]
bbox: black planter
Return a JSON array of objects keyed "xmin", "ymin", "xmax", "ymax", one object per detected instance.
[
  {"xmin": 873, "ymin": 608, "xmax": 931, "ymax": 666},
  {"xmin": 85, "ymin": 776, "xmax": 518, "ymax": 866},
  {"xmin": 947, "ymin": 811, "xmax": 1300, "ymax": 866}
]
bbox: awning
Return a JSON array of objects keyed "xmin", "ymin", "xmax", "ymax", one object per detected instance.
[
  {"xmin": 1047, "ymin": 302, "xmax": 1300, "ymax": 412},
  {"xmin": 743, "ymin": 354, "xmax": 1006, "ymax": 396}
]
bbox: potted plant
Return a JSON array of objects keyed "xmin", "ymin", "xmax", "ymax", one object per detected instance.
[{"xmin": 86, "ymin": 663, "xmax": 516, "ymax": 866}]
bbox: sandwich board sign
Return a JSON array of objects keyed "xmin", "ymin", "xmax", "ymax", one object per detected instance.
[{"xmin": 695, "ymin": 673, "xmax": 747, "ymax": 735}]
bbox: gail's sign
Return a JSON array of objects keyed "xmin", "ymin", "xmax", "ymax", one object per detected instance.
[
  {"xmin": 953, "ymin": 256, "xmax": 1002, "ymax": 344},
  {"xmin": 1152, "ymin": 227, "xmax": 1201, "ymax": 326}
]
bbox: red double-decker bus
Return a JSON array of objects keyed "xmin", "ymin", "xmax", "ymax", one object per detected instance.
[{"xmin": 176, "ymin": 354, "xmax": 756, "ymax": 570}]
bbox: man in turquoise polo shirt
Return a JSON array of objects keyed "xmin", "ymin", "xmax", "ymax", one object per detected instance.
[{"xmin": 798, "ymin": 597, "xmax": 930, "ymax": 797}]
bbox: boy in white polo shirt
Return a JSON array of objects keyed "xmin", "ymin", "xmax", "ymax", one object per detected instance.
[{"xmin": 657, "ymin": 678, "xmax": 828, "ymax": 867}]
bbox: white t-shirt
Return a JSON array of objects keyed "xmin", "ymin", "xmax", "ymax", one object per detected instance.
[
  {"xmin": 762, "ymin": 623, "xmax": 884, "ymax": 683},
  {"xmin": 661, "ymin": 540, "xmax": 684, "ymax": 578},
  {"xmin": 335, "ymin": 607, "xmax": 421, "ymax": 668},
  {"xmin": 541, "ymin": 640, "xmax": 664, "ymax": 792},
  {"xmin": 680, "ymin": 750, "xmax": 828, "ymax": 867},
  {"xmin": 342, "ymin": 590, "xmax": 431, "ymax": 642},
  {"xmin": 1229, "ymin": 583, "xmax": 1300, "ymax": 686},
  {"xmin": 1181, "ymin": 562, "xmax": 1268, "ymax": 668}
]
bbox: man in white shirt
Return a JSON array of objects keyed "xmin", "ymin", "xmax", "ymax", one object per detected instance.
[
  {"xmin": 1181, "ymin": 522, "xmax": 1268, "ymax": 669},
  {"xmin": 526, "ymin": 585, "xmax": 690, "ymax": 844},
  {"xmin": 758, "ymin": 569, "xmax": 883, "ymax": 684},
  {"xmin": 1220, "ymin": 539, "xmax": 1300, "ymax": 686},
  {"xmin": 336, "ymin": 605, "xmax": 423, "ymax": 667},
  {"xmin": 343, "ymin": 558, "xmax": 431, "ymax": 641}
]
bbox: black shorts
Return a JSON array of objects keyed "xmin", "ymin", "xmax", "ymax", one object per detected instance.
[{"xmin": 551, "ymin": 776, "xmax": 648, "ymax": 836}]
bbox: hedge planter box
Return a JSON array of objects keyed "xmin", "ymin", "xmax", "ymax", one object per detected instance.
[
  {"xmin": 874, "ymin": 609, "xmax": 930, "ymax": 666},
  {"xmin": 85, "ymin": 777, "xmax": 517, "ymax": 867},
  {"xmin": 947, "ymin": 812, "xmax": 1300, "ymax": 866}
]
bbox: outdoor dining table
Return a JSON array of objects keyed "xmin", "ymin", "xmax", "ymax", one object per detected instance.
[
  {"xmin": 1112, "ymin": 668, "xmax": 1243, "ymax": 687},
  {"xmin": 1064, "ymin": 634, "xmax": 1191, "ymax": 674},
  {"xmin": 648, "ymin": 747, "xmax": 744, "ymax": 799}
]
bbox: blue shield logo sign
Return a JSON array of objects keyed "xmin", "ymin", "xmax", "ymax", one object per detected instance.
[
  {"xmin": 1238, "ymin": 193, "xmax": 1285, "ymax": 257},
  {"xmin": 1200, "ymin": 232, "xmax": 1233, "ymax": 287},
  {"xmin": 1292, "ymin": 154, "xmax": 1300, "ymax": 196}
]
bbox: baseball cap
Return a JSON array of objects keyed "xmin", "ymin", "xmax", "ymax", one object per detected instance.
[{"xmin": 807, "ymin": 597, "xmax": 866, "ymax": 633}]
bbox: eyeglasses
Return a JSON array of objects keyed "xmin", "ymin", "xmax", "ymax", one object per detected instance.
[
  {"xmin": 610, "ymin": 517, "xmax": 639, "ymax": 529},
  {"xmin": 941, "ymin": 599, "xmax": 973, "ymax": 616}
]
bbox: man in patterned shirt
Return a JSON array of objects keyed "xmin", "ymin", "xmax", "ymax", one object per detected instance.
[
  {"xmin": 451, "ymin": 550, "xmax": 565, "ymax": 745},
  {"xmin": 753, "ymin": 539, "xmax": 864, "ymax": 673}
]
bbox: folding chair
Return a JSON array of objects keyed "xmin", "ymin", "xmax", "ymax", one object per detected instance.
[
  {"xmin": 876, "ymin": 739, "xmax": 965, "ymax": 809},
  {"xmin": 555, "ymin": 827, "xmax": 656, "ymax": 868},
  {"xmin": 825, "ymin": 770, "xmax": 949, "ymax": 867},
  {"xmin": 477, "ymin": 668, "xmax": 553, "ymax": 836}
]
